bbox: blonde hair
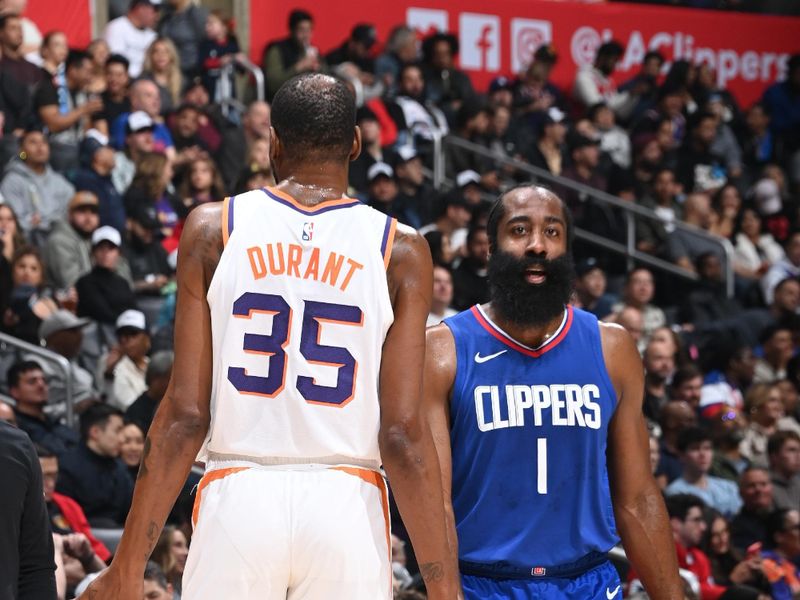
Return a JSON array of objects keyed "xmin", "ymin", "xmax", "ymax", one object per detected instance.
[
  {"xmin": 143, "ymin": 37, "xmax": 182, "ymax": 107},
  {"xmin": 131, "ymin": 152, "xmax": 168, "ymax": 199}
]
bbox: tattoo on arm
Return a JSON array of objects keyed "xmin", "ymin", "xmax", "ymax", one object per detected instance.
[
  {"xmin": 136, "ymin": 437, "xmax": 151, "ymax": 481},
  {"xmin": 419, "ymin": 562, "xmax": 444, "ymax": 583},
  {"xmin": 142, "ymin": 520, "xmax": 159, "ymax": 560}
]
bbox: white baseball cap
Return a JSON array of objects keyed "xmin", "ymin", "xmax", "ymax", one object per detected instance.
[
  {"xmin": 456, "ymin": 170, "xmax": 481, "ymax": 188},
  {"xmin": 91, "ymin": 225, "xmax": 122, "ymax": 248},
  {"xmin": 115, "ymin": 309, "xmax": 147, "ymax": 333},
  {"xmin": 126, "ymin": 110, "xmax": 155, "ymax": 134},
  {"xmin": 367, "ymin": 162, "xmax": 394, "ymax": 182}
]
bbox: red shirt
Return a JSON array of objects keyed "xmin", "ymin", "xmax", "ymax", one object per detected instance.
[{"xmin": 51, "ymin": 492, "xmax": 111, "ymax": 562}]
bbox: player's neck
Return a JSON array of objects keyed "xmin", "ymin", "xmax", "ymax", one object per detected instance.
[
  {"xmin": 484, "ymin": 303, "xmax": 566, "ymax": 349},
  {"xmin": 274, "ymin": 168, "xmax": 350, "ymax": 205}
]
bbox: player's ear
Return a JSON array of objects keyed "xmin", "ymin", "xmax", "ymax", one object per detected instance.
[
  {"xmin": 350, "ymin": 125, "xmax": 362, "ymax": 163},
  {"xmin": 269, "ymin": 126, "xmax": 280, "ymax": 162}
]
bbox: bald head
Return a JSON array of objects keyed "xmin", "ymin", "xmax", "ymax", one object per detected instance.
[
  {"xmin": 131, "ymin": 79, "xmax": 161, "ymax": 117},
  {"xmin": 615, "ymin": 306, "xmax": 644, "ymax": 343},
  {"xmin": 660, "ymin": 400, "xmax": 696, "ymax": 431},
  {"xmin": 684, "ymin": 193, "xmax": 712, "ymax": 228},
  {"xmin": 271, "ymin": 73, "xmax": 357, "ymax": 164},
  {"xmin": 244, "ymin": 101, "xmax": 271, "ymax": 139}
]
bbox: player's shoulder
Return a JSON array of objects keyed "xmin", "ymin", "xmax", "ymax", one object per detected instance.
[
  {"xmin": 425, "ymin": 323, "xmax": 457, "ymax": 384},
  {"xmin": 389, "ymin": 222, "xmax": 430, "ymax": 265},
  {"xmin": 598, "ymin": 320, "xmax": 642, "ymax": 382},
  {"xmin": 183, "ymin": 201, "xmax": 223, "ymax": 242}
]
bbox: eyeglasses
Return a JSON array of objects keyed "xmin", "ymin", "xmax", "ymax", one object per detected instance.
[{"xmin": 721, "ymin": 410, "xmax": 738, "ymax": 422}]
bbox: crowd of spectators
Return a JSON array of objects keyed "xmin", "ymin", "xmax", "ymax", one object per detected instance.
[{"xmin": 0, "ymin": 1, "xmax": 798, "ymax": 598}]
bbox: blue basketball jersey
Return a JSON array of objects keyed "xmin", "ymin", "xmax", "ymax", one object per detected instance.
[{"xmin": 443, "ymin": 305, "xmax": 620, "ymax": 573}]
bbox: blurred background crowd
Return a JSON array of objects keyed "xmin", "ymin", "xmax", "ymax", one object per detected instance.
[{"xmin": 0, "ymin": 0, "xmax": 798, "ymax": 598}]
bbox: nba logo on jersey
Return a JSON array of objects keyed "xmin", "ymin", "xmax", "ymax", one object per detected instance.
[
  {"xmin": 532, "ymin": 567, "xmax": 546, "ymax": 576},
  {"xmin": 302, "ymin": 222, "xmax": 314, "ymax": 241}
]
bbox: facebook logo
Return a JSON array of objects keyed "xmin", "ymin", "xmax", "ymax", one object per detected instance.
[{"xmin": 459, "ymin": 13, "xmax": 500, "ymax": 71}]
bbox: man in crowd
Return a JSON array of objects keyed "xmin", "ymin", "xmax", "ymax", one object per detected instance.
[
  {"xmin": 638, "ymin": 168, "xmax": 682, "ymax": 256},
  {"xmin": 421, "ymin": 32, "xmax": 475, "ymax": 120},
  {"xmin": 452, "ymin": 225, "xmax": 490, "ymax": 311},
  {"xmin": 125, "ymin": 350, "xmax": 173, "ymax": 436},
  {"xmin": 667, "ymin": 192, "xmax": 725, "ymax": 273},
  {"xmin": 104, "ymin": 0, "xmax": 158, "ymax": 77},
  {"xmin": 753, "ymin": 325, "xmax": 794, "ymax": 384},
  {"xmin": 124, "ymin": 203, "xmax": 172, "ymax": 300},
  {"xmin": 730, "ymin": 467, "xmax": 775, "ymax": 552},
  {"xmin": 394, "ymin": 146, "xmax": 436, "ymax": 229},
  {"xmin": 143, "ymin": 562, "xmax": 174, "ymax": 600},
  {"xmin": 101, "ymin": 309, "xmax": 151, "ymax": 411},
  {"xmin": 572, "ymin": 257, "xmax": 614, "ymax": 318},
  {"xmin": 56, "ymin": 403, "xmax": 134, "ymax": 527},
  {"xmin": 112, "ymin": 111, "xmax": 155, "ymax": 196},
  {"xmin": 101, "ymin": 54, "xmax": 132, "ymax": 127},
  {"xmin": 418, "ymin": 193, "xmax": 472, "ymax": 258},
  {"xmin": 262, "ymin": 9, "xmax": 320, "ymax": 100},
  {"xmin": 677, "ymin": 111, "xmax": 728, "ymax": 194},
  {"xmin": 670, "ymin": 365, "xmax": 704, "ymax": 411},
  {"xmin": 767, "ymin": 430, "xmax": 800, "ymax": 510},
  {"xmin": 73, "ymin": 131, "xmax": 126, "ymax": 234},
  {"xmin": 388, "ymin": 62, "xmax": 449, "ymax": 143},
  {"xmin": 657, "ymin": 401, "xmax": 698, "ymax": 485},
  {"xmin": 427, "ymin": 265, "xmax": 457, "ymax": 327},
  {"xmin": 44, "ymin": 191, "xmax": 99, "ymax": 289},
  {"xmin": 8, "ymin": 360, "xmax": 79, "ymax": 456},
  {"xmin": 762, "ymin": 232, "xmax": 800, "ymax": 305},
  {"xmin": 111, "ymin": 79, "xmax": 173, "ymax": 153},
  {"xmin": 643, "ymin": 339, "xmax": 675, "ymax": 422},
  {"xmin": 241, "ymin": 100, "xmax": 271, "ymax": 148},
  {"xmin": 573, "ymin": 41, "xmax": 641, "ymax": 121},
  {"xmin": 0, "ymin": 12, "xmax": 42, "ymax": 91}
]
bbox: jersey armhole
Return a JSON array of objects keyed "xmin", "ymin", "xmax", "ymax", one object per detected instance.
[
  {"xmin": 380, "ymin": 216, "xmax": 397, "ymax": 270},
  {"xmin": 592, "ymin": 319, "xmax": 620, "ymax": 411},
  {"xmin": 221, "ymin": 196, "xmax": 234, "ymax": 247}
]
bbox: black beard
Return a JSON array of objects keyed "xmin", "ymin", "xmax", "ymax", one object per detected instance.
[{"xmin": 487, "ymin": 249, "xmax": 575, "ymax": 327}]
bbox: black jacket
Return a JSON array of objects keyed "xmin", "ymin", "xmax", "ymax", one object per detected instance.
[{"xmin": 76, "ymin": 266, "xmax": 137, "ymax": 324}]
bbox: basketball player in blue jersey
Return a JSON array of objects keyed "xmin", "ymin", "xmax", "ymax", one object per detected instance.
[
  {"xmin": 424, "ymin": 185, "xmax": 684, "ymax": 599},
  {"xmin": 81, "ymin": 75, "xmax": 461, "ymax": 599}
]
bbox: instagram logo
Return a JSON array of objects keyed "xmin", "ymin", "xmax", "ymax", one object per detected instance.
[
  {"xmin": 511, "ymin": 19, "xmax": 552, "ymax": 73},
  {"xmin": 459, "ymin": 13, "xmax": 500, "ymax": 71},
  {"xmin": 571, "ymin": 26, "xmax": 603, "ymax": 67}
]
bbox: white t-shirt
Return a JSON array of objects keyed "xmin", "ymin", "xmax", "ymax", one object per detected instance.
[{"xmin": 103, "ymin": 16, "xmax": 157, "ymax": 77}]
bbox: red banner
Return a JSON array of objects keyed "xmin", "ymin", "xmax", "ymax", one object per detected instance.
[
  {"xmin": 249, "ymin": 0, "xmax": 800, "ymax": 107},
  {"xmin": 26, "ymin": 0, "xmax": 92, "ymax": 48}
]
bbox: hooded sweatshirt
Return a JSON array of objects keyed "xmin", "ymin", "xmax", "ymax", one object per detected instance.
[{"xmin": 0, "ymin": 157, "xmax": 75, "ymax": 235}]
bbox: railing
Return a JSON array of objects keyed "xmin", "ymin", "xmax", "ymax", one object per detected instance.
[
  {"xmin": 433, "ymin": 134, "xmax": 736, "ymax": 298},
  {"xmin": 0, "ymin": 332, "xmax": 75, "ymax": 427},
  {"xmin": 216, "ymin": 57, "xmax": 265, "ymax": 119}
]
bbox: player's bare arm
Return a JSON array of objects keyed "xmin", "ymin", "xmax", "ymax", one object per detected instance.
[
  {"xmin": 381, "ymin": 224, "xmax": 462, "ymax": 599},
  {"xmin": 423, "ymin": 323, "xmax": 460, "ymax": 567},
  {"xmin": 601, "ymin": 322, "xmax": 684, "ymax": 600},
  {"xmin": 79, "ymin": 204, "xmax": 222, "ymax": 600}
]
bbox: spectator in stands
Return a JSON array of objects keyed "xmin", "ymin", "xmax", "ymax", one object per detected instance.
[
  {"xmin": 158, "ymin": 0, "xmax": 208, "ymax": 77},
  {"xmin": 677, "ymin": 111, "xmax": 728, "ymax": 194},
  {"xmin": 445, "ymin": 99, "xmax": 497, "ymax": 189},
  {"xmin": 0, "ymin": 13, "xmax": 42, "ymax": 91},
  {"xmin": 0, "ymin": 204, "xmax": 25, "ymax": 309},
  {"xmin": 761, "ymin": 54, "xmax": 800, "ymax": 144},
  {"xmin": 707, "ymin": 404, "xmax": 750, "ymax": 482},
  {"xmin": 701, "ymin": 345, "xmax": 755, "ymax": 413},
  {"xmin": 102, "ymin": 309, "xmax": 150, "ymax": 411},
  {"xmin": 388, "ymin": 62, "xmax": 449, "ymax": 146},
  {"xmin": 421, "ymin": 32, "xmax": 474, "ymax": 122},
  {"xmin": 643, "ymin": 339, "xmax": 675, "ymax": 422},
  {"xmin": 667, "ymin": 192, "xmax": 724, "ymax": 273},
  {"xmin": 75, "ymin": 226, "xmax": 137, "ymax": 325},
  {"xmin": 7, "ymin": 360, "xmax": 78, "ymax": 456},
  {"xmin": 167, "ymin": 103, "xmax": 209, "ymax": 178},
  {"xmin": 124, "ymin": 202, "xmax": 173, "ymax": 297},
  {"xmin": 43, "ymin": 191, "xmax": 98, "ymax": 289},
  {"xmin": 124, "ymin": 350, "xmax": 172, "ymax": 435},
  {"xmin": 143, "ymin": 560, "xmax": 174, "ymax": 599},
  {"xmin": 680, "ymin": 252, "xmax": 742, "ymax": 325},
  {"xmin": 394, "ymin": 145, "xmax": 435, "ymax": 229},
  {"xmin": 741, "ymin": 383, "xmax": 800, "ymax": 468},
  {"xmin": 761, "ymin": 508, "xmax": 800, "ymax": 600},
  {"xmin": 34, "ymin": 50, "xmax": 104, "ymax": 173},
  {"xmin": 112, "ymin": 110, "xmax": 155, "ymax": 195},
  {"xmin": 374, "ymin": 25, "xmax": 417, "ymax": 98},
  {"xmin": 612, "ymin": 267, "xmax": 667, "ymax": 340},
  {"xmin": 657, "ymin": 400, "xmax": 697, "ymax": 484},
  {"xmin": 37, "ymin": 446, "xmax": 111, "ymax": 564},
  {"xmin": 85, "ymin": 38, "xmax": 110, "ymax": 94},
  {"xmin": 664, "ymin": 493, "xmax": 729, "ymax": 599},
  {"xmin": 612, "ymin": 305, "xmax": 644, "ymax": 351},
  {"xmin": 56, "ymin": 403, "xmax": 133, "ymax": 527},
  {"xmin": 119, "ymin": 421, "xmax": 144, "ymax": 479},
  {"xmin": 753, "ymin": 326, "xmax": 794, "ymax": 384},
  {"xmin": 0, "ymin": 401, "xmax": 15, "ymax": 424},
  {"xmin": 349, "ymin": 107, "xmax": 388, "ymax": 193},
  {"xmin": 72, "ymin": 131, "xmax": 126, "ymax": 234},
  {"xmin": 706, "ymin": 95, "xmax": 743, "ymax": 181},
  {"xmin": 198, "ymin": 11, "xmax": 244, "ymax": 103},
  {"xmin": 731, "ymin": 467, "xmax": 774, "ymax": 553},
  {"xmin": 241, "ymin": 100, "xmax": 270, "ymax": 149},
  {"xmin": 419, "ymin": 191, "xmax": 471, "ymax": 258},
  {"xmin": 426, "ymin": 265, "xmax": 457, "ymax": 327},
  {"xmin": 620, "ymin": 49, "xmax": 664, "ymax": 122},
  {"xmin": 513, "ymin": 44, "xmax": 564, "ymax": 126},
  {"xmin": 573, "ymin": 40, "xmax": 641, "ymax": 121},
  {"xmin": 709, "ymin": 184, "xmax": 741, "ymax": 241},
  {"xmin": 572, "ymin": 257, "xmax": 614, "ymax": 318},
  {"xmin": 150, "ymin": 526, "xmax": 189, "ymax": 597},
  {"xmin": 0, "ymin": 128, "xmax": 75, "ymax": 240},
  {"xmin": 141, "ymin": 37, "xmax": 182, "ymax": 113},
  {"xmin": 110, "ymin": 79, "xmax": 173, "ymax": 153},
  {"xmin": 38, "ymin": 30, "xmax": 68, "ymax": 78},
  {"xmin": 761, "ymin": 232, "xmax": 800, "ymax": 305},
  {"xmin": 452, "ymin": 225, "xmax": 489, "ymax": 311},
  {"xmin": 702, "ymin": 512, "xmax": 770, "ymax": 592},
  {"xmin": 103, "ymin": 0, "xmax": 159, "ymax": 78},
  {"xmin": 769, "ymin": 278, "xmax": 800, "ymax": 323},
  {"xmin": 100, "ymin": 54, "xmax": 131, "ymax": 128},
  {"xmin": 666, "ymin": 427, "xmax": 743, "ymax": 517},
  {"xmin": 31, "ymin": 310, "xmax": 98, "ymax": 419},
  {"xmin": 670, "ymin": 364, "xmax": 704, "ymax": 410},
  {"xmin": 767, "ymin": 430, "xmax": 800, "ymax": 511},
  {"xmin": 528, "ymin": 107, "xmax": 567, "ymax": 176},
  {"xmin": 262, "ymin": 9, "xmax": 320, "ymax": 101},
  {"xmin": 177, "ymin": 156, "xmax": 225, "ymax": 210},
  {"xmin": 3, "ymin": 247, "xmax": 58, "ymax": 344},
  {"xmin": 124, "ymin": 152, "xmax": 181, "ymax": 252},
  {"xmin": 589, "ymin": 101, "xmax": 631, "ymax": 169},
  {"xmin": 740, "ymin": 103, "xmax": 777, "ymax": 181},
  {"xmin": 733, "ymin": 206, "xmax": 785, "ymax": 284}
]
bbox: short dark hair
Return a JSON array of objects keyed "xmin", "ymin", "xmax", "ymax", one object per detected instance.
[
  {"xmin": 766, "ymin": 508, "xmax": 793, "ymax": 548},
  {"xmin": 596, "ymin": 41, "xmax": 624, "ymax": 59},
  {"xmin": 676, "ymin": 426, "xmax": 712, "ymax": 453},
  {"xmin": 106, "ymin": 53, "xmax": 130, "ymax": 71},
  {"xmin": 79, "ymin": 403, "xmax": 123, "ymax": 441},
  {"xmin": 66, "ymin": 49, "xmax": 90, "ymax": 72},
  {"xmin": 144, "ymin": 561, "xmax": 169, "ymax": 589},
  {"xmin": 0, "ymin": 13, "xmax": 20, "ymax": 30},
  {"xmin": 466, "ymin": 225, "xmax": 487, "ymax": 246},
  {"xmin": 665, "ymin": 493, "xmax": 706, "ymax": 520},
  {"xmin": 768, "ymin": 430, "xmax": 800, "ymax": 457},
  {"xmin": 288, "ymin": 9, "xmax": 312, "ymax": 31},
  {"xmin": 7, "ymin": 360, "xmax": 44, "ymax": 389},
  {"xmin": 760, "ymin": 323, "xmax": 792, "ymax": 346},
  {"xmin": 271, "ymin": 73, "xmax": 356, "ymax": 163},
  {"xmin": 486, "ymin": 184, "xmax": 573, "ymax": 253},
  {"xmin": 34, "ymin": 443, "xmax": 55, "ymax": 459},
  {"xmin": 644, "ymin": 50, "xmax": 665, "ymax": 65},
  {"xmin": 672, "ymin": 364, "xmax": 703, "ymax": 390}
]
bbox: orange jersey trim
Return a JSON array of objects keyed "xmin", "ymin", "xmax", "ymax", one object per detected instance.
[
  {"xmin": 265, "ymin": 186, "xmax": 360, "ymax": 214},
  {"xmin": 221, "ymin": 196, "xmax": 232, "ymax": 247},
  {"xmin": 191, "ymin": 466, "xmax": 249, "ymax": 529}
]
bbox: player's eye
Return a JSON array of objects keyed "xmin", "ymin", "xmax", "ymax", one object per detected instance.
[{"xmin": 545, "ymin": 227, "xmax": 559, "ymax": 236}]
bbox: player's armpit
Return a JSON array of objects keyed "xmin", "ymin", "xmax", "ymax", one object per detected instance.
[
  {"xmin": 380, "ymin": 226, "xmax": 462, "ymax": 600},
  {"xmin": 600, "ymin": 323, "xmax": 684, "ymax": 600},
  {"xmin": 78, "ymin": 204, "xmax": 223, "ymax": 600}
]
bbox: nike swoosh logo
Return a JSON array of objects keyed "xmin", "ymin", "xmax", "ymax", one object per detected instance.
[
  {"xmin": 606, "ymin": 585, "xmax": 621, "ymax": 599},
  {"xmin": 474, "ymin": 350, "xmax": 507, "ymax": 363}
]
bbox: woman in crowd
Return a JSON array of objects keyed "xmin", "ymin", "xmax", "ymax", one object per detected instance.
[
  {"xmin": 86, "ymin": 38, "xmax": 110, "ymax": 94},
  {"xmin": 2, "ymin": 247, "xmax": 58, "ymax": 344},
  {"xmin": 733, "ymin": 206, "xmax": 785, "ymax": 282},
  {"xmin": 710, "ymin": 183, "xmax": 742, "ymax": 240},
  {"xmin": 246, "ymin": 137, "xmax": 271, "ymax": 173},
  {"xmin": 177, "ymin": 156, "xmax": 226, "ymax": 210},
  {"xmin": 740, "ymin": 383, "xmax": 800, "ymax": 467},
  {"xmin": 0, "ymin": 203, "xmax": 27, "ymax": 317},
  {"xmin": 120, "ymin": 421, "xmax": 145, "ymax": 481},
  {"xmin": 142, "ymin": 38, "xmax": 183, "ymax": 114},
  {"xmin": 151, "ymin": 526, "xmax": 189, "ymax": 599},
  {"xmin": 197, "ymin": 10, "xmax": 242, "ymax": 102},
  {"xmin": 39, "ymin": 30, "xmax": 68, "ymax": 77},
  {"xmin": 702, "ymin": 512, "xmax": 770, "ymax": 591}
]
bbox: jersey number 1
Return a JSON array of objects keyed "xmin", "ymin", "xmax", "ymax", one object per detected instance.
[{"xmin": 227, "ymin": 292, "xmax": 363, "ymax": 406}]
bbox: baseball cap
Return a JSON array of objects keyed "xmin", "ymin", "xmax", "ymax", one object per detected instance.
[
  {"xmin": 351, "ymin": 24, "xmax": 377, "ymax": 50},
  {"xmin": 754, "ymin": 178, "xmax": 782, "ymax": 216},
  {"xmin": 534, "ymin": 44, "xmax": 558, "ymax": 64},
  {"xmin": 569, "ymin": 132, "xmax": 600, "ymax": 152},
  {"xmin": 126, "ymin": 111, "xmax": 155, "ymax": 135},
  {"xmin": 489, "ymin": 76, "xmax": 513, "ymax": 93},
  {"xmin": 575, "ymin": 257, "xmax": 602, "ymax": 278},
  {"xmin": 368, "ymin": 162, "xmax": 394, "ymax": 182},
  {"xmin": 128, "ymin": 203, "xmax": 161, "ymax": 230},
  {"xmin": 68, "ymin": 191, "xmax": 99, "ymax": 212},
  {"xmin": 79, "ymin": 129, "xmax": 109, "ymax": 166},
  {"xmin": 39, "ymin": 309, "xmax": 91, "ymax": 341},
  {"xmin": 395, "ymin": 145, "xmax": 419, "ymax": 165},
  {"xmin": 116, "ymin": 309, "xmax": 147, "ymax": 334},
  {"xmin": 91, "ymin": 225, "xmax": 122, "ymax": 248},
  {"xmin": 542, "ymin": 106, "xmax": 566, "ymax": 125},
  {"xmin": 456, "ymin": 170, "xmax": 481, "ymax": 188},
  {"xmin": 130, "ymin": 0, "xmax": 161, "ymax": 9}
]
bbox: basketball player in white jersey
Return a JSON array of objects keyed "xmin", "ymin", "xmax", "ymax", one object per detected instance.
[{"xmin": 81, "ymin": 74, "xmax": 461, "ymax": 600}]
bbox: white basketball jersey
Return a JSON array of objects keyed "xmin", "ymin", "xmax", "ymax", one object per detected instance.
[{"xmin": 199, "ymin": 187, "xmax": 396, "ymax": 468}]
